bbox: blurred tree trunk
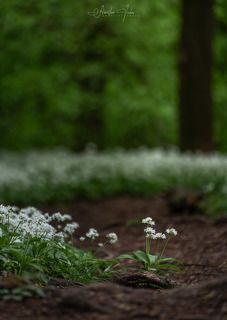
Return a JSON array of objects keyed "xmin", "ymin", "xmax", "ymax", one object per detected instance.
[
  {"xmin": 179, "ymin": 0, "xmax": 214, "ymax": 151},
  {"xmin": 75, "ymin": 20, "xmax": 109, "ymax": 151}
]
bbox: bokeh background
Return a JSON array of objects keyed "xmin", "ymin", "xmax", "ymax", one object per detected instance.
[{"xmin": 1, "ymin": 0, "xmax": 226, "ymax": 152}]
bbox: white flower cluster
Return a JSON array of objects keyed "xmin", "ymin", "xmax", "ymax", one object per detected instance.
[
  {"xmin": 106, "ymin": 232, "xmax": 118, "ymax": 244},
  {"xmin": 142, "ymin": 216, "xmax": 177, "ymax": 240},
  {"xmin": 166, "ymin": 228, "xmax": 178, "ymax": 236},
  {"xmin": 144, "ymin": 226, "xmax": 156, "ymax": 238},
  {"xmin": 64, "ymin": 222, "xmax": 79, "ymax": 235},
  {"xmin": 49, "ymin": 212, "xmax": 72, "ymax": 222},
  {"xmin": 86, "ymin": 228, "xmax": 99, "ymax": 240},
  {"xmin": 0, "ymin": 204, "xmax": 79, "ymax": 242},
  {"xmin": 142, "ymin": 217, "xmax": 155, "ymax": 226}
]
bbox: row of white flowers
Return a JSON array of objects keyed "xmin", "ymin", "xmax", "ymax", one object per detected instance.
[{"xmin": 0, "ymin": 148, "xmax": 226, "ymax": 203}]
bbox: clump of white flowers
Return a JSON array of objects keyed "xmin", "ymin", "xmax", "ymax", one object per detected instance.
[
  {"xmin": 142, "ymin": 216, "xmax": 177, "ymax": 257},
  {"xmin": 119, "ymin": 217, "xmax": 179, "ymax": 273},
  {"xmin": 0, "ymin": 204, "xmax": 79, "ymax": 242}
]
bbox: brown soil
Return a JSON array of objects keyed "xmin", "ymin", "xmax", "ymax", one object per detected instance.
[{"xmin": 0, "ymin": 196, "xmax": 227, "ymax": 320}]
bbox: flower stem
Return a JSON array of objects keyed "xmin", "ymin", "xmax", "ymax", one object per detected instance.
[
  {"xmin": 146, "ymin": 237, "xmax": 150, "ymax": 255},
  {"xmin": 158, "ymin": 236, "xmax": 170, "ymax": 260}
]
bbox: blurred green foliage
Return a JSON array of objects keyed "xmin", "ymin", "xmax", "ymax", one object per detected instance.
[
  {"xmin": 214, "ymin": 0, "xmax": 227, "ymax": 151},
  {"xmin": 0, "ymin": 0, "xmax": 226, "ymax": 150}
]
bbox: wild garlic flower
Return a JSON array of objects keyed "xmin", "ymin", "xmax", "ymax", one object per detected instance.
[
  {"xmin": 0, "ymin": 204, "xmax": 11, "ymax": 215},
  {"xmin": 51, "ymin": 212, "xmax": 72, "ymax": 222},
  {"xmin": 64, "ymin": 222, "xmax": 79, "ymax": 235},
  {"xmin": 144, "ymin": 227, "xmax": 156, "ymax": 234},
  {"xmin": 144, "ymin": 226, "xmax": 166, "ymax": 240},
  {"xmin": 142, "ymin": 217, "xmax": 155, "ymax": 226},
  {"xmin": 106, "ymin": 232, "xmax": 118, "ymax": 244},
  {"xmin": 79, "ymin": 236, "xmax": 85, "ymax": 241},
  {"xmin": 86, "ymin": 228, "xmax": 99, "ymax": 240},
  {"xmin": 153, "ymin": 232, "xmax": 166, "ymax": 240},
  {"xmin": 54, "ymin": 232, "xmax": 65, "ymax": 242},
  {"xmin": 166, "ymin": 228, "xmax": 178, "ymax": 236},
  {"xmin": 144, "ymin": 226, "xmax": 156, "ymax": 239},
  {"xmin": 98, "ymin": 243, "xmax": 104, "ymax": 247}
]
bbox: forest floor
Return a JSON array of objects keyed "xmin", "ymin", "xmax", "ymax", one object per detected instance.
[{"xmin": 0, "ymin": 195, "xmax": 227, "ymax": 320}]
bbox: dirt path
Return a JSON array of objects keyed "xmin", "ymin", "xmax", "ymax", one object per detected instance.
[{"xmin": 0, "ymin": 197, "xmax": 226, "ymax": 319}]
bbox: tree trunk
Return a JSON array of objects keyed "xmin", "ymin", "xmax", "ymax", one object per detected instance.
[
  {"xmin": 179, "ymin": 0, "xmax": 214, "ymax": 152},
  {"xmin": 75, "ymin": 20, "xmax": 109, "ymax": 151}
]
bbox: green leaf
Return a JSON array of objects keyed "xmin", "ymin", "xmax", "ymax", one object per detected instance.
[
  {"xmin": 28, "ymin": 263, "xmax": 45, "ymax": 273},
  {"xmin": 119, "ymin": 251, "xmax": 157, "ymax": 269},
  {"xmin": 157, "ymin": 263, "xmax": 181, "ymax": 272},
  {"xmin": 118, "ymin": 253, "xmax": 136, "ymax": 260},
  {"xmin": 158, "ymin": 257, "xmax": 179, "ymax": 264},
  {"xmin": 146, "ymin": 254, "xmax": 157, "ymax": 265},
  {"xmin": 132, "ymin": 251, "xmax": 150, "ymax": 265}
]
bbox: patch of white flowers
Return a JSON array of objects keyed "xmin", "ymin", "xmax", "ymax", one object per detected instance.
[
  {"xmin": 0, "ymin": 149, "xmax": 227, "ymax": 204},
  {"xmin": 142, "ymin": 216, "xmax": 177, "ymax": 259},
  {"xmin": 0, "ymin": 204, "xmax": 118, "ymax": 250},
  {"xmin": 0, "ymin": 204, "xmax": 79, "ymax": 242}
]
